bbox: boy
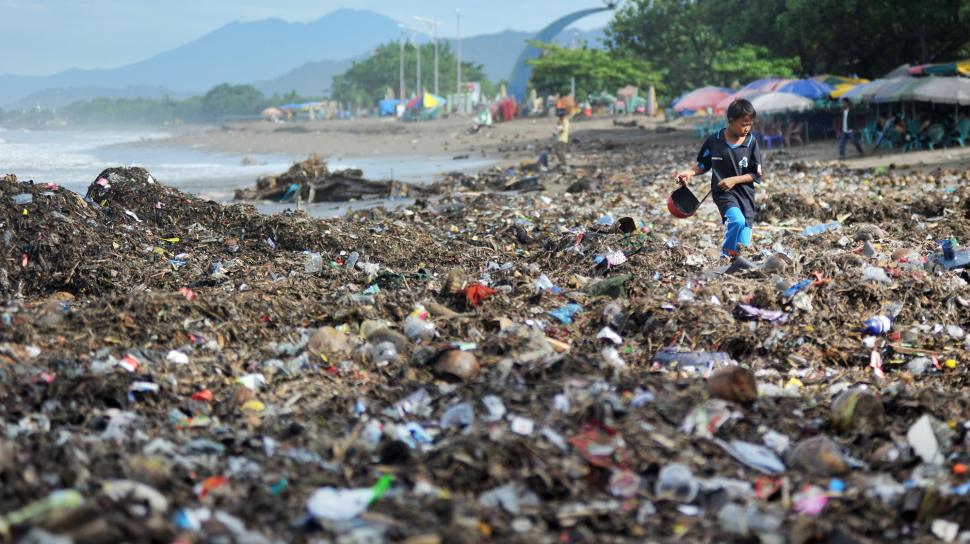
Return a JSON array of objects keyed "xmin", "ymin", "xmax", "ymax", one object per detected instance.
[
  {"xmin": 553, "ymin": 111, "xmax": 570, "ymax": 167},
  {"xmin": 675, "ymin": 98, "xmax": 764, "ymax": 259}
]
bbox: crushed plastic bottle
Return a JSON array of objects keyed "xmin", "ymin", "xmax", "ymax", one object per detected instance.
[
  {"xmin": 801, "ymin": 222, "xmax": 841, "ymax": 237},
  {"xmin": 652, "ymin": 348, "xmax": 733, "ymax": 375},
  {"xmin": 717, "ymin": 502, "xmax": 783, "ymax": 537},
  {"xmin": 862, "ymin": 265, "xmax": 892, "ymax": 284},
  {"xmin": 366, "ymin": 341, "xmax": 398, "ymax": 365},
  {"xmin": 403, "ymin": 316, "xmax": 436, "ymax": 342},
  {"xmin": 304, "ymin": 252, "xmax": 322, "ymax": 274},
  {"xmin": 654, "ymin": 463, "xmax": 699, "ymax": 502},
  {"xmin": 440, "ymin": 403, "xmax": 475, "ymax": 429}
]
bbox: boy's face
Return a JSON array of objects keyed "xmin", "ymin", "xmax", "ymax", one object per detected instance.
[{"xmin": 728, "ymin": 114, "xmax": 754, "ymax": 138}]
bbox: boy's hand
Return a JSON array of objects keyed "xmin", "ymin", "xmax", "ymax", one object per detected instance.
[
  {"xmin": 675, "ymin": 170, "xmax": 694, "ymax": 185},
  {"xmin": 718, "ymin": 177, "xmax": 736, "ymax": 191}
]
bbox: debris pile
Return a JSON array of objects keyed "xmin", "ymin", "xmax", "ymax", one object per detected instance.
[
  {"xmin": 1, "ymin": 136, "xmax": 970, "ymax": 543},
  {"xmin": 234, "ymin": 155, "xmax": 429, "ymax": 203}
]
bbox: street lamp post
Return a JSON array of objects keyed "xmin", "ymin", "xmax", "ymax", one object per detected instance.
[
  {"xmin": 414, "ymin": 16, "xmax": 440, "ymax": 96},
  {"xmin": 399, "ymin": 31, "xmax": 405, "ymax": 102},
  {"xmin": 456, "ymin": 8, "xmax": 461, "ymax": 113}
]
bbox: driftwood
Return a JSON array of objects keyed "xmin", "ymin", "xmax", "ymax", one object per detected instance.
[{"xmin": 234, "ymin": 156, "xmax": 428, "ymax": 203}]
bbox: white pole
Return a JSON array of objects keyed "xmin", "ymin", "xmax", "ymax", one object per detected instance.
[
  {"xmin": 399, "ymin": 33, "xmax": 405, "ymax": 102},
  {"xmin": 456, "ymin": 8, "xmax": 462, "ymax": 112},
  {"xmin": 416, "ymin": 37, "xmax": 421, "ymax": 97},
  {"xmin": 433, "ymin": 21, "xmax": 439, "ymax": 96}
]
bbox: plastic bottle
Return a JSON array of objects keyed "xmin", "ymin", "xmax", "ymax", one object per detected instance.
[
  {"xmin": 366, "ymin": 341, "xmax": 398, "ymax": 365},
  {"xmin": 654, "ymin": 463, "xmax": 699, "ymax": 502},
  {"xmin": 403, "ymin": 316, "xmax": 436, "ymax": 342},
  {"xmin": 862, "ymin": 315, "xmax": 892, "ymax": 335},
  {"xmin": 440, "ymin": 403, "xmax": 475, "ymax": 429},
  {"xmin": 801, "ymin": 222, "xmax": 841, "ymax": 237},
  {"xmin": 304, "ymin": 252, "xmax": 323, "ymax": 274}
]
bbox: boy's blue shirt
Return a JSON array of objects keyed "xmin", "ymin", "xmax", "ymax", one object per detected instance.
[{"xmin": 696, "ymin": 128, "xmax": 764, "ymax": 223}]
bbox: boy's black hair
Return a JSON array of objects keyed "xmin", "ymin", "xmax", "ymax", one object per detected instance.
[
  {"xmin": 841, "ymin": 97, "xmax": 851, "ymax": 104},
  {"xmin": 726, "ymin": 98, "xmax": 756, "ymax": 121}
]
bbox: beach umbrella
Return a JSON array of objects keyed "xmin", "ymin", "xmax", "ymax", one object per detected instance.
[
  {"xmin": 777, "ymin": 79, "xmax": 834, "ymax": 99},
  {"xmin": 739, "ymin": 78, "xmax": 793, "ymax": 93},
  {"xmin": 672, "ymin": 86, "xmax": 732, "ymax": 112},
  {"xmin": 713, "ymin": 89, "xmax": 763, "ymax": 113},
  {"xmin": 921, "ymin": 59, "xmax": 970, "ymax": 76},
  {"xmin": 261, "ymin": 107, "xmax": 282, "ymax": 118},
  {"xmin": 812, "ymin": 74, "xmax": 868, "ymax": 87},
  {"xmin": 884, "ymin": 64, "xmax": 911, "ymax": 78},
  {"xmin": 841, "ymin": 78, "xmax": 898, "ymax": 102},
  {"xmin": 748, "ymin": 92, "xmax": 814, "ymax": 114},
  {"xmin": 910, "ymin": 77, "xmax": 970, "ymax": 105},
  {"xmin": 872, "ymin": 76, "xmax": 925, "ymax": 103},
  {"xmin": 830, "ymin": 83, "xmax": 861, "ymax": 98}
]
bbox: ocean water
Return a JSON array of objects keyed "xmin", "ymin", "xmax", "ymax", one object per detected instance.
[{"xmin": 0, "ymin": 127, "xmax": 496, "ymax": 217}]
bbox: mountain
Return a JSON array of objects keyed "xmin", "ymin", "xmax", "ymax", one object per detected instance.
[
  {"xmin": 447, "ymin": 27, "xmax": 606, "ymax": 84},
  {"xmin": 0, "ymin": 9, "xmax": 607, "ymax": 108},
  {"xmin": 13, "ymin": 86, "xmax": 196, "ymax": 109},
  {"xmin": 254, "ymin": 58, "xmax": 357, "ymax": 98},
  {"xmin": 0, "ymin": 9, "xmax": 400, "ymax": 107}
]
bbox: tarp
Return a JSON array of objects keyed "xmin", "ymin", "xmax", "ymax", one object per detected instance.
[
  {"xmin": 672, "ymin": 86, "xmax": 732, "ymax": 112},
  {"xmin": 378, "ymin": 99, "xmax": 400, "ymax": 117},
  {"xmin": 777, "ymin": 79, "xmax": 833, "ymax": 99},
  {"xmin": 749, "ymin": 92, "xmax": 814, "ymax": 114},
  {"xmin": 423, "ymin": 93, "xmax": 444, "ymax": 109},
  {"xmin": 402, "ymin": 93, "xmax": 447, "ymax": 121},
  {"xmin": 910, "ymin": 77, "xmax": 970, "ymax": 105}
]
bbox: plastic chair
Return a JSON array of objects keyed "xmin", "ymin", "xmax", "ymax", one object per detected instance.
[
  {"xmin": 925, "ymin": 124, "xmax": 946, "ymax": 150},
  {"xmin": 860, "ymin": 120, "xmax": 877, "ymax": 144},
  {"xmin": 761, "ymin": 123, "xmax": 783, "ymax": 148},
  {"xmin": 946, "ymin": 119, "xmax": 970, "ymax": 147},
  {"xmin": 784, "ymin": 122, "xmax": 804, "ymax": 147},
  {"xmin": 903, "ymin": 120, "xmax": 922, "ymax": 151}
]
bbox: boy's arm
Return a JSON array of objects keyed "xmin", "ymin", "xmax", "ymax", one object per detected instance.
[{"xmin": 677, "ymin": 140, "xmax": 713, "ymax": 184}]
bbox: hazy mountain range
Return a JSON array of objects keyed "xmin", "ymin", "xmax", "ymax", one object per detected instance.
[{"xmin": 1, "ymin": 9, "xmax": 604, "ymax": 108}]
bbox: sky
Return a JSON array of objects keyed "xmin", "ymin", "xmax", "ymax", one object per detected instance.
[{"xmin": 1, "ymin": 0, "xmax": 616, "ymax": 76}]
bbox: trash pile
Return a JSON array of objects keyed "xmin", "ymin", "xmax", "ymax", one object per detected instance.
[
  {"xmin": 234, "ymin": 155, "xmax": 428, "ymax": 203},
  {"xmin": 2, "ymin": 138, "xmax": 970, "ymax": 543}
]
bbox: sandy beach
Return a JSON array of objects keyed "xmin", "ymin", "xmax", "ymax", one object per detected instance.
[{"xmin": 146, "ymin": 115, "xmax": 970, "ymax": 179}]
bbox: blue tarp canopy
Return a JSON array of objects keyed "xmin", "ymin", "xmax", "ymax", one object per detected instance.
[{"xmin": 379, "ymin": 99, "xmax": 400, "ymax": 117}]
